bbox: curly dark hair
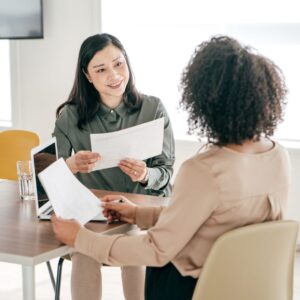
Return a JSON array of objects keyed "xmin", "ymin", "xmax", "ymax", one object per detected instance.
[{"xmin": 180, "ymin": 35, "xmax": 287, "ymax": 146}]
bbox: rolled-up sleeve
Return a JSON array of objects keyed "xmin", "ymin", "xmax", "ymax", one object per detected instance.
[{"xmin": 144, "ymin": 101, "xmax": 175, "ymax": 193}]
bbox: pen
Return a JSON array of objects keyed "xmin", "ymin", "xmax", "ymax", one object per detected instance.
[{"xmin": 111, "ymin": 198, "xmax": 125, "ymax": 204}]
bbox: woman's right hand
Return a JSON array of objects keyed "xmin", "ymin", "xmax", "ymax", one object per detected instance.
[
  {"xmin": 66, "ymin": 151, "xmax": 101, "ymax": 174},
  {"xmin": 101, "ymin": 195, "xmax": 137, "ymax": 224}
]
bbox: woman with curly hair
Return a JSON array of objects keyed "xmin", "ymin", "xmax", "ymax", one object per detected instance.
[{"xmin": 52, "ymin": 36, "xmax": 290, "ymax": 300}]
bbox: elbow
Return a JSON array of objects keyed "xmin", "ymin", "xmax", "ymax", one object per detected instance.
[{"xmin": 147, "ymin": 238, "xmax": 175, "ymax": 266}]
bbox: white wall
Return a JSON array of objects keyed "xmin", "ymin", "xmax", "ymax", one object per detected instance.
[
  {"xmin": 9, "ymin": 1, "xmax": 300, "ymax": 245},
  {"xmin": 10, "ymin": 0, "xmax": 101, "ymax": 142}
]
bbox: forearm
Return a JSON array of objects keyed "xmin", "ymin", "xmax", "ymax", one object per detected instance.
[
  {"xmin": 75, "ymin": 226, "xmax": 173, "ymax": 267},
  {"xmin": 135, "ymin": 206, "xmax": 164, "ymax": 229}
]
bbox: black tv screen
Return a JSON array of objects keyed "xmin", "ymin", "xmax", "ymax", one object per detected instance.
[{"xmin": 0, "ymin": 0, "xmax": 43, "ymax": 39}]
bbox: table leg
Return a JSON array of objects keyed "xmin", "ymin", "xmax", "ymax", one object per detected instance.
[{"xmin": 22, "ymin": 265, "xmax": 35, "ymax": 300}]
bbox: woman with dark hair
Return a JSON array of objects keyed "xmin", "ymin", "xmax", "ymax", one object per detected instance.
[
  {"xmin": 53, "ymin": 33, "xmax": 175, "ymax": 300},
  {"xmin": 52, "ymin": 36, "xmax": 290, "ymax": 300}
]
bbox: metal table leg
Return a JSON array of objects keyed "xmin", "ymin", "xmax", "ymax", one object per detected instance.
[{"xmin": 22, "ymin": 265, "xmax": 35, "ymax": 300}]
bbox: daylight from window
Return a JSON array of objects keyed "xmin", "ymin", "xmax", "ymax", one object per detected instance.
[
  {"xmin": 0, "ymin": 39, "xmax": 12, "ymax": 127},
  {"xmin": 102, "ymin": 0, "xmax": 300, "ymax": 141}
]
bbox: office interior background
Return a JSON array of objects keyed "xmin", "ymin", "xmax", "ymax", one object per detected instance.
[{"xmin": 0, "ymin": 0, "xmax": 299, "ymax": 298}]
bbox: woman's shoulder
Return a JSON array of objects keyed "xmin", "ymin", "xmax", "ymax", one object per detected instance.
[
  {"xmin": 140, "ymin": 94, "xmax": 169, "ymax": 118},
  {"xmin": 178, "ymin": 144, "xmax": 225, "ymax": 175},
  {"xmin": 56, "ymin": 103, "xmax": 78, "ymax": 124},
  {"xmin": 179, "ymin": 147, "xmax": 212, "ymax": 172},
  {"xmin": 140, "ymin": 94, "xmax": 162, "ymax": 107}
]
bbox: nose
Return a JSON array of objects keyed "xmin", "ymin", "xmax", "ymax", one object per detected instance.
[{"xmin": 107, "ymin": 68, "xmax": 118, "ymax": 81}]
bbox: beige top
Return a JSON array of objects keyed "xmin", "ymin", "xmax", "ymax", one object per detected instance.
[{"xmin": 75, "ymin": 142, "xmax": 291, "ymax": 278}]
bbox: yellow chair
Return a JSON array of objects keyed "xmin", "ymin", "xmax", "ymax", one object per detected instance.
[
  {"xmin": 0, "ymin": 129, "xmax": 40, "ymax": 180},
  {"xmin": 192, "ymin": 220, "xmax": 299, "ymax": 300},
  {"xmin": 0, "ymin": 130, "xmax": 59, "ymax": 292}
]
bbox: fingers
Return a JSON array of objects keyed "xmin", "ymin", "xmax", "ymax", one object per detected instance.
[
  {"xmin": 75, "ymin": 151, "xmax": 101, "ymax": 173},
  {"xmin": 120, "ymin": 158, "xmax": 146, "ymax": 170},
  {"xmin": 51, "ymin": 215, "xmax": 81, "ymax": 245},
  {"xmin": 102, "ymin": 195, "xmax": 123, "ymax": 218},
  {"xmin": 101, "ymin": 195, "xmax": 135, "ymax": 224},
  {"xmin": 66, "ymin": 151, "xmax": 100, "ymax": 174},
  {"xmin": 102, "ymin": 202, "xmax": 124, "ymax": 211},
  {"xmin": 51, "ymin": 214, "xmax": 57, "ymax": 223},
  {"xmin": 76, "ymin": 151, "xmax": 100, "ymax": 163},
  {"xmin": 119, "ymin": 158, "xmax": 147, "ymax": 182},
  {"xmin": 51, "ymin": 215, "xmax": 63, "ymax": 237},
  {"xmin": 102, "ymin": 203, "xmax": 122, "ymax": 223},
  {"xmin": 101, "ymin": 195, "xmax": 126, "ymax": 203},
  {"xmin": 51, "ymin": 215, "xmax": 72, "ymax": 225},
  {"xmin": 101, "ymin": 197, "xmax": 128, "ymax": 215}
]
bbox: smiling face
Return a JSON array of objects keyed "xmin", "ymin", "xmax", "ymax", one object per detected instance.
[{"xmin": 85, "ymin": 43, "xmax": 130, "ymax": 107}]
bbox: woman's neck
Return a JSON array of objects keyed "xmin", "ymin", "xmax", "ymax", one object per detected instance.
[
  {"xmin": 100, "ymin": 95, "xmax": 123, "ymax": 109},
  {"xmin": 225, "ymin": 138, "xmax": 274, "ymax": 154}
]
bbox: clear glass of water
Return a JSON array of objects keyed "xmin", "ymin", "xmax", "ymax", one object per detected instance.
[{"xmin": 16, "ymin": 160, "xmax": 35, "ymax": 200}]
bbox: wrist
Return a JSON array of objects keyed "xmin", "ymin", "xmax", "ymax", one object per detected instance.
[
  {"xmin": 133, "ymin": 206, "xmax": 137, "ymax": 224},
  {"xmin": 66, "ymin": 157, "xmax": 79, "ymax": 174},
  {"xmin": 140, "ymin": 168, "xmax": 149, "ymax": 184}
]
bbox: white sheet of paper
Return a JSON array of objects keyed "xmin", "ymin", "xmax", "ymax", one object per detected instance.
[
  {"xmin": 91, "ymin": 117, "xmax": 164, "ymax": 170},
  {"xmin": 38, "ymin": 158, "xmax": 104, "ymax": 225}
]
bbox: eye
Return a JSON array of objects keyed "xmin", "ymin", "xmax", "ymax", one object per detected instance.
[
  {"xmin": 96, "ymin": 68, "xmax": 105, "ymax": 73},
  {"xmin": 115, "ymin": 61, "xmax": 123, "ymax": 67}
]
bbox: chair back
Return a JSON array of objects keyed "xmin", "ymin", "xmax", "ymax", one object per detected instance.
[
  {"xmin": 192, "ymin": 220, "xmax": 299, "ymax": 300},
  {"xmin": 0, "ymin": 130, "xmax": 40, "ymax": 180}
]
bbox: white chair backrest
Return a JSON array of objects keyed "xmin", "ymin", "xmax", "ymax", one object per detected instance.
[{"xmin": 192, "ymin": 220, "xmax": 299, "ymax": 300}]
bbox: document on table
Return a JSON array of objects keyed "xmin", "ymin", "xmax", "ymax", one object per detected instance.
[
  {"xmin": 38, "ymin": 158, "xmax": 104, "ymax": 225},
  {"xmin": 91, "ymin": 117, "xmax": 164, "ymax": 171}
]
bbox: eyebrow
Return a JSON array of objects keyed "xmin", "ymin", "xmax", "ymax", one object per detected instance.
[{"xmin": 92, "ymin": 55, "xmax": 123, "ymax": 69}]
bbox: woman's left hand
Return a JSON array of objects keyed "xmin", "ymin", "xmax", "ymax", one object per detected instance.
[
  {"xmin": 51, "ymin": 215, "xmax": 82, "ymax": 247},
  {"xmin": 119, "ymin": 158, "xmax": 148, "ymax": 182}
]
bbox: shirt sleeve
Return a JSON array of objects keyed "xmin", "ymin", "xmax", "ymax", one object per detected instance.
[
  {"xmin": 52, "ymin": 112, "xmax": 74, "ymax": 159},
  {"xmin": 135, "ymin": 206, "xmax": 164, "ymax": 229},
  {"xmin": 75, "ymin": 158, "xmax": 219, "ymax": 267},
  {"xmin": 144, "ymin": 100, "xmax": 175, "ymax": 194}
]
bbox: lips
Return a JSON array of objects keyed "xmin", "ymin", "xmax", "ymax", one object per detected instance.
[{"xmin": 107, "ymin": 80, "xmax": 123, "ymax": 89}]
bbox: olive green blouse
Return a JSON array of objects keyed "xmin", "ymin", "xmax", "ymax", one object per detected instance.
[{"xmin": 53, "ymin": 95, "xmax": 175, "ymax": 196}]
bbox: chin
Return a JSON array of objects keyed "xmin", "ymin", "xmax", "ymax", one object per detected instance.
[{"xmin": 114, "ymin": 86, "xmax": 127, "ymax": 96}]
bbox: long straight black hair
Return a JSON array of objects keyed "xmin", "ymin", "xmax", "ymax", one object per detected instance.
[{"xmin": 56, "ymin": 33, "xmax": 141, "ymax": 129}]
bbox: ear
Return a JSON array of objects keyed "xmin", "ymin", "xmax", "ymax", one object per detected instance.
[{"xmin": 82, "ymin": 68, "xmax": 92, "ymax": 83}]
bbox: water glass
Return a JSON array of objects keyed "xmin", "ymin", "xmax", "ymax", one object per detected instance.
[{"xmin": 16, "ymin": 160, "xmax": 35, "ymax": 200}]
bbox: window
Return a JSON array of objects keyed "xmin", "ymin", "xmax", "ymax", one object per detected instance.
[
  {"xmin": 0, "ymin": 40, "xmax": 12, "ymax": 128},
  {"xmin": 102, "ymin": 0, "xmax": 300, "ymax": 141}
]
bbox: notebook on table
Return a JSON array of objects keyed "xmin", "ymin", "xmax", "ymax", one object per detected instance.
[{"xmin": 31, "ymin": 137, "xmax": 57, "ymax": 220}]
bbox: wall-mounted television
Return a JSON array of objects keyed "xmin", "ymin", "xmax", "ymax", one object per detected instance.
[{"xmin": 0, "ymin": 0, "xmax": 43, "ymax": 39}]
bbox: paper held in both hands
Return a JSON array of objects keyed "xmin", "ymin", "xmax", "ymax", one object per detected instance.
[
  {"xmin": 91, "ymin": 117, "xmax": 164, "ymax": 170},
  {"xmin": 38, "ymin": 118, "xmax": 164, "ymax": 224}
]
